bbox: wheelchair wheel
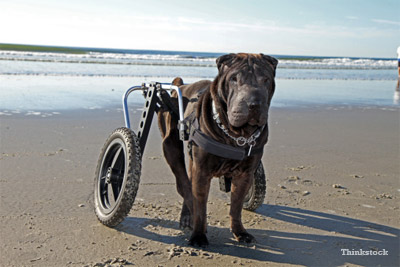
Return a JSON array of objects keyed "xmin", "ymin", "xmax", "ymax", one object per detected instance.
[
  {"xmin": 94, "ymin": 127, "xmax": 141, "ymax": 227},
  {"xmin": 243, "ymin": 162, "xmax": 266, "ymax": 211}
]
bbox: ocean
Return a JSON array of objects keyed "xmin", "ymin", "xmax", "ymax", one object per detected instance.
[{"xmin": 0, "ymin": 48, "xmax": 399, "ymax": 111}]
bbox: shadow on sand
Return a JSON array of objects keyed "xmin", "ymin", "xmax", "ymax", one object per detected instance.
[{"xmin": 117, "ymin": 204, "xmax": 399, "ymax": 266}]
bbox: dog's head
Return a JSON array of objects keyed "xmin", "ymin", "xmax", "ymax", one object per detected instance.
[{"xmin": 212, "ymin": 53, "xmax": 278, "ymax": 128}]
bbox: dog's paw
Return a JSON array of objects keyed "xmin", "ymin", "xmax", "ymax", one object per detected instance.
[
  {"xmin": 234, "ymin": 232, "xmax": 256, "ymax": 243},
  {"xmin": 179, "ymin": 214, "xmax": 192, "ymax": 230},
  {"xmin": 189, "ymin": 233, "xmax": 209, "ymax": 247}
]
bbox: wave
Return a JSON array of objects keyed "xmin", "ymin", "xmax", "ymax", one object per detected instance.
[
  {"xmin": 1, "ymin": 73, "xmax": 396, "ymax": 81},
  {"xmin": 281, "ymin": 57, "xmax": 397, "ymax": 69},
  {"xmin": 0, "ymin": 50, "xmax": 396, "ymax": 70},
  {"xmin": 0, "ymin": 50, "xmax": 216, "ymax": 64}
]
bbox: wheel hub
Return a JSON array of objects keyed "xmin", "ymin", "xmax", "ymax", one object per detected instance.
[{"xmin": 105, "ymin": 167, "xmax": 121, "ymax": 184}]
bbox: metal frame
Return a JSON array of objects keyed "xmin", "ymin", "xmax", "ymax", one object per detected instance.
[
  {"xmin": 122, "ymin": 82, "xmax": 185, "ymax": 155},
  {"xmin": 121, "ymin": 81, "xmax": 234, "ymax": 193}
]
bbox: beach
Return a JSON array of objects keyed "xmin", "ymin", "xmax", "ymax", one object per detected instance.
[
  {"xmin": 0, "ymin": 48, "xmax": 399, "ymax": 266},
  {"xmin": 0, "ymin": 104, "xmax": 399, "ymax": 266}
]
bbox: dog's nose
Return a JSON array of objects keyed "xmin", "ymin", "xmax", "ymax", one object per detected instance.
[{"xmin": 248, "ymin": 100, "xmax": 261, "ymax": 111}]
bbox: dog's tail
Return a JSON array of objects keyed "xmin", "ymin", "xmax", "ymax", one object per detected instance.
[{"xmin": 172, "ymin": 77, "xmax": 184, "ymax": 86}]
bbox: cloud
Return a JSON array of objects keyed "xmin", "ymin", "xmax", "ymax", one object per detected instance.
[
  {"xmin": 130, "ymin": 15, "xmax": 396, "ymax": 38},
  {"xmin": 372, "ymin": 19, "xmax": 400, "ymax": 26}
]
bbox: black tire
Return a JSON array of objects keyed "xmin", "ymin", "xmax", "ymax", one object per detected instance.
[
  {"xmin": 94, "ymin": 127, "xmax": 141, "ymax": 227},
  {"xmin": 243, "ymin": 162, "xmax": 266, "ymax": 211}
]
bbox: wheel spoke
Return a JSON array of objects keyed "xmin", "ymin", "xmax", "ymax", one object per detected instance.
[
  {"xmin": 111, "ymin": 147, "xmax": 123, "ymax": 169},
  {"xmin": 107, "ymin": 183, "xmax": 116, "ymax": 207}
]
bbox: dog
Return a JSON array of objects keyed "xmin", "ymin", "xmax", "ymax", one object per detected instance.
[{"xmin": 157, "ymin": 53, "xmax": 278, "ymax": 247}]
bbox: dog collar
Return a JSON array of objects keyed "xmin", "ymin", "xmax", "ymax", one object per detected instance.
[{"xmin": 211, "ymin": 100, "xmax": 264, "ymax": 153}]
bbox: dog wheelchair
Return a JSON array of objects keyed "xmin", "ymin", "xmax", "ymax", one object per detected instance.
[{"xmin": 94, "ymin": 82, "xmax": 266, "ymax": 227}]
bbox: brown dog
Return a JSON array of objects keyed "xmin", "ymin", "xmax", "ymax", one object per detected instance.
[{"xmin": 157, "ymin": 53, "xmax": 278, "ymax": 247}]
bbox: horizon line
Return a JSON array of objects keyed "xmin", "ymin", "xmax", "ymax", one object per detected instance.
[{"xmin": 0, "ymin": 42, "xmax": 396, "ymax": 60}]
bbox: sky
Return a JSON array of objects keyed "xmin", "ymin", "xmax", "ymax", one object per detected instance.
[{"xmin": 0, "ymin": 0, "xmax": 399, "ymax": 58}]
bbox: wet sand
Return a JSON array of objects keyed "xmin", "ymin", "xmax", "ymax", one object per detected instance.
[{"xmin": 0, "ymin": 106, "xmax": 399, "ymax": 266}]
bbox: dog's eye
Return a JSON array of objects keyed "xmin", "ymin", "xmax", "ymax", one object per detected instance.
[{"xmin": 230, "ymin": 76, "xmax": 237, "ymax": 83}]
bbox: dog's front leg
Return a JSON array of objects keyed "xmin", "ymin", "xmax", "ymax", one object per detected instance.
[
  {"xmin": 188, "ymin": 162, "xmax": 211, "ymax": 247},
  {"xmin": 230, "ymin": 172, "xmax": 256, "ymax": 243}
]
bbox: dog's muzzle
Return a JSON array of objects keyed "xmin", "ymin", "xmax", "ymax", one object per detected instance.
[{"xmin": 212, "ymin": 100, "xmax": 264, "ymax": 150}]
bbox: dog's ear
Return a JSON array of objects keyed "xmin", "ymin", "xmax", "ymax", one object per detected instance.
[
  {"xmin": 261, "ymin": 54, "xmax": 278, "ymax": 70},
  {"xmin": 216, "ymin": 53, "xmax": 236, "ymax": 73},
  {"xmin": 260, "ymin": 54, "xmax": 278, "ymax": 76}
]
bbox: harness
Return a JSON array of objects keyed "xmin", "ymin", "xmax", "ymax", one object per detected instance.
[
  {"xmin": 161, "ymin": 87, "xmax": 265, "ymax": 161},
  {"xmin": 178, "ymin": 92, "xmax": 264, "ymax": 161},
  {"xmin": 185, "ymin": 113, "xmax": 264, "ymax": 161}
]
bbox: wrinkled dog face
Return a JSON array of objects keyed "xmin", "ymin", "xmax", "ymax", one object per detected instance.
[{"xmin": 216, "ymin": 53, "xmax": 278, "ymax": 128}]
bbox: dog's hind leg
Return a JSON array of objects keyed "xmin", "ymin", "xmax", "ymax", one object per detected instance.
[{"xmin": 157, "ymin": 111, "xmax": 193, "ymax": 229}]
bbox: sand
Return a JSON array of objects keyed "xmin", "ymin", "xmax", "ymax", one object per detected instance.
[{"xmin": 0, "ymin": 106, "xmax": 399, "ymax": 267}]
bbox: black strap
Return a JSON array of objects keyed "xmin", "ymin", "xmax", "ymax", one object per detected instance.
[
  {"xmin": 189, "ymin": 117, "xmax": 263, "ymax": 161},
  {"xmin": 159, "ymin": 90, "xmax": 180, "ymax": 120}
]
